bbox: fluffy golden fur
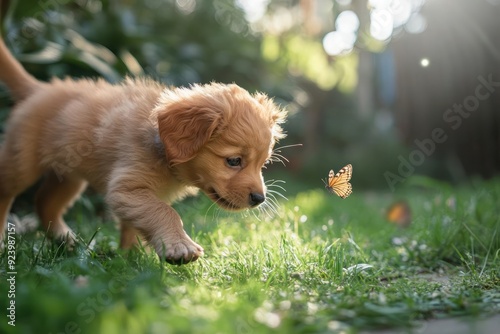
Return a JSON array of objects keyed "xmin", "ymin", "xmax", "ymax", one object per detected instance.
[{"xmin": 0, "ymin": 37, "xmax": 286, "ymax": 264}]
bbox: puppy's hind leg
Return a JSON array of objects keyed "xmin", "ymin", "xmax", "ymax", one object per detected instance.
[
  {"xmin": 0, "ymin": 149, "xmax": 43, "ymax": 247},
  {"xmin": 35, "ymin": 171, "xmax": 88, "ymax": 245}
]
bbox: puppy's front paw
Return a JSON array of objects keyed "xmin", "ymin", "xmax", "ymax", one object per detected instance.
[{"xmin": 154, "ymin": 234, "xmax": 204, "ymax": 265}]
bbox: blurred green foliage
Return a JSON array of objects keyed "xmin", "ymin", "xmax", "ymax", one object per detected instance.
[{"xmin": 1, "ymin": 0, "xmax": 287, "ymax": 90}]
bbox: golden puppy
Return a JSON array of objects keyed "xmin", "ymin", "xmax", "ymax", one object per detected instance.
[{"xmin": 0, "ymin": 37, "xmax": 286, "ymax": 264}]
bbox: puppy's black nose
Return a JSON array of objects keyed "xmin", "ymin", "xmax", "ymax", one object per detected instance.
[{"xmin": 249, "ymin": 192, "xmax": 265, "ymax": 207}]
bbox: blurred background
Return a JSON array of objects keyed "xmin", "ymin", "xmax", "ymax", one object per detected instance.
[{"xmin": 1, "ymin": 0, "xmax": 500, "ymax": 195}]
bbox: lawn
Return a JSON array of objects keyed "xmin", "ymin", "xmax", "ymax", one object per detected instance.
[{"xmin": 1, "ymin": 177, "xmax": 499, "ymax": 334}]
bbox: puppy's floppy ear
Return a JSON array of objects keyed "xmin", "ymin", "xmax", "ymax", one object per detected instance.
[{"xmin": 157, "ymin": 105, "xmax": 221, "ymax": 165}]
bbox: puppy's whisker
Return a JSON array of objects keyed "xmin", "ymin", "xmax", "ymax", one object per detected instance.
[
  {"xmin": 269, "ymin": 143, "xmax": 302, "ymax": 167},
  {"xmin": 257, "ymin": 192, "xmax": 280, "ymax": 218},
  {"xmin": 266, "ymin": 180, "xmax": 287, "ymax": 192},
  {"xmin": 268, "ymin": 154, "xmax": 287, "ymax": 167},
  {"xmin": 265, "ymin": 179, "xmax": 288, "ymax": 201},
  {"xmin": 260, "ymin": 205, "xmax": 275, "ymax": 218},
  {"xmin": 267, "ymin": 186, "xmax": 288, "ymax": 208},
  {"xmin": 259, "ymin": 201, "xmax": 278, "ymax": 218},
  {"xmin": 202, "ymin": 189, "xmax": 232, "ymax": 222},
  {"xmin": 252, "ymin": 208, "xmax": 264, "ymax": 221},
  {"xmin": 265, "ymin": 198, "xmax": 280, "ymax": 215},
  {"xmin": 266, "ymin": 194, "xmax": 280, "ymax": 208},
  {"xmin": 273, "ymin": 143, "xmax": 303, "ymax": 151},
  {"xmin": 213, "ymin": 203, "xmax": 227, "ymax": 222},
  {"xmin": 254, "ymin": 202, "xmax": 270, "ymax": 219},
  {"xmin": 270, "ymin": 153, "xmax": 289, "ymax": 163},
  {"xmin": 213, "ymin": 206, "xmax": 223, "ymax": 221},
  {"xmin": 267, "ymin": 189, "xmax": 288, "ymax": 202},
  {"xmin": 204, "ymin": 197, "xmax": 220, "ymax": 223},
  {"xmin": 265, "ymin": 178, "xmax": 286, "ymax": 186}
]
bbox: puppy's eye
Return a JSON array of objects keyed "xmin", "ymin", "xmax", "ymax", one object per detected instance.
[{"xmin": 226, "ymin": 157, "xmax": 242, "ymax": 167}]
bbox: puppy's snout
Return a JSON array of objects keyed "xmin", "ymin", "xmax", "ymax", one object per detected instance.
[{"xmin": 249, "ymin": 192, "xmax": 265, "ymax": 207}]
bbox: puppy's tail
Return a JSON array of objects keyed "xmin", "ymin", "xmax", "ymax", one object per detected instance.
[{"xmin": 0, "ymin": 36, "xmax": 40, "ymax": 101}]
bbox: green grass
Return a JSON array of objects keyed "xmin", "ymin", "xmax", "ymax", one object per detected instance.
[{"xmin": 1, "ymin": 177, "xmax": 499, "ymax": 334}]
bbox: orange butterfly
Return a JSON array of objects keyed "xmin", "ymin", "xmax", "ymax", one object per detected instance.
[{"xmin": 324, "ymin": 164, "xmax": 353, "ymax": 199}]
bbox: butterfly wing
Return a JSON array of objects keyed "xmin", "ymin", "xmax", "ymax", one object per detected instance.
[
  {"xmin": 327, "ymin": 164, "xmax": 353, "ymax": 199},
  {"xmin": 323, "ymin": 169, "xmax": 335, "ymax": 190}
]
